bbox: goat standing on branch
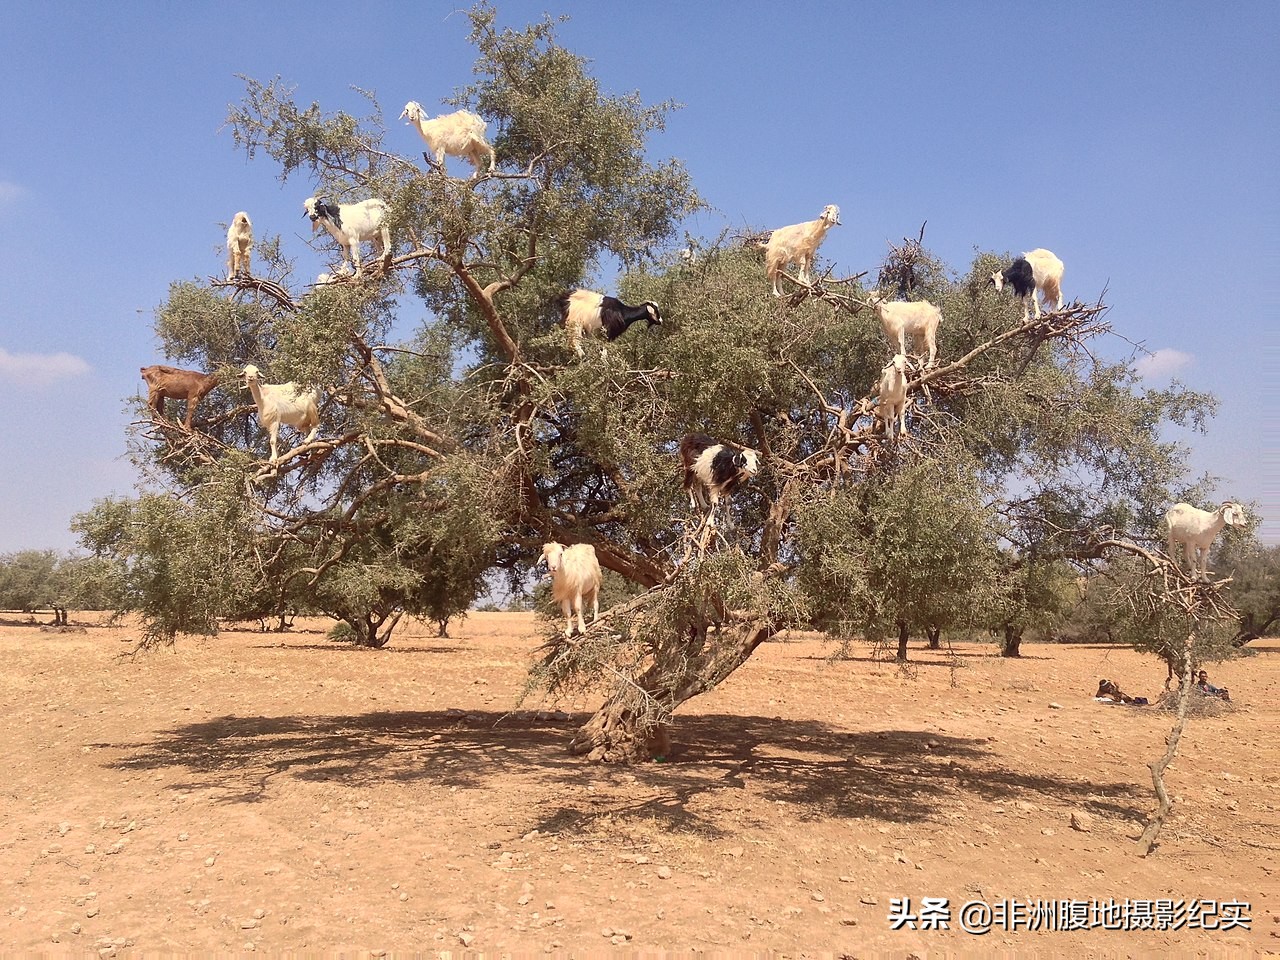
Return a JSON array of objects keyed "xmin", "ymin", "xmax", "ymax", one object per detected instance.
[
  {"xmin": 538, "ymin": 542, "xmax": 601, "ymax": 638},
  {"xmin": 762, "ymin": 204, "xmax": 841, "ymax": 296},
  {"xmin": 400, "ymin": 101, "xmax": 496, "ymax": 177},
  {"xmin": 680, "ymin": 434, "xmax": 760, "ymax": 528},
  {"xmin": 140, "ymin": 365, "xmax": 220, "ymax": 431},
  {"xmin": 557, "ymin": 289, "xmax": 663, "ymax": 358},
  {"xmin": 990, "ymin": 248, "xmax": 1065, "ymax": 321},
  {"xmin": 1165, "ymin": 501, "xmax": 1247, "ymax": 580},
  {"xmin": 242, "ymin": 364, "xmax": 322, "ymax": 463},
  {"xmin": 877, "ymin": 354, "xmax": 910, "ymax": 438},
  {"xmin": 303, "ymin": 196, "xmax": 391, "ymax": 278},
  {"xmin": 226, "ymin": 211, "xmax": 253, "ymax": 280},
  {"xmin": 866, "ymin": 290, "xmax": 942, "ymax": 367}
]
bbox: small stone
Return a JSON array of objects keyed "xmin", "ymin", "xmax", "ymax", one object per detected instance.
[
  {"xmin": 518, "ymin": 894, "xmax": 532, "ymax": 906},
  {"xmin": 656, "ymin": 865, "xmax": 673, "ymax": 879},
  {"xmin": 398, "ymin": 892, "xmax": 408, "ymax": 902},
  {"xmin": 243, "ymin": 942, "xmax": 255, "ymax": 952},
  {"xmin": 726, "ymin": 846, "xmax": 744, "ymax": 858},
  {"xmin": 252, "ymin": 908, "xmax": 265, "ymax": 919},
  {"xmin": 601, "ymin": 927, "xmax": 614, "ymax": 938},
  {"xmin": 1048, "ymin": 702, "xmax": 1063, "ymax": 710},
  {"xmin": 839, "ymin": 875, "xmax": 856, "ymax": 882},
  {"xmin": 811, "ymin": 892, "xmax": 826, "ymax": 902},
  {"xmin": 84, "ymin": 844, "xmax": 96, "ymax": 854},
  {"xmin": 1041, "ymin": 828, "xmax": 1056, "ymax": 836},
  {"xmin": 458, "ymin": 932, "xmax": 475, "ymax": 947},
  {"xmin": 522, "ymin": 830, "xmax": 540, "ymax": 841},
  {"xmin": 560, "ymin": 864, "xmax": 575, "ymax": 873},
  {"xmin": 841, "ymin": 916, "xmax": 858, "ymax": 926},
  {"xmin": 178, "ymin": 833, "xmax": 189, "ymax": 842},
  {"xmin": 611, "ymin": 935, "xmax": 626, "ymax": 945},
  {"xmin": 71, "ymin": 923, "xmax": 82, "ymax": 935},
  {"xmin": 204, "ymin": 857, "xmax": 216, "ymax": 866},
  {"xmin": 86, "ymin": 906, "xmax": 99, "ymax": 918},
  {"xmin": 1070, "ymin": 810, "xmax": 1093, "ymax": 832},
  {"xmin": 241, "ymin": 919, "xmax": 259, "ymax": 929},
  {"xmin": 859, "ymin": 895, "xmax": 878, "ymax": 905}
]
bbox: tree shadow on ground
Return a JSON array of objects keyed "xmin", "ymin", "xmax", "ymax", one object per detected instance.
[
  {"xmin": 248, "ymin": 643, "xmax": 470, "ymax": 655},
  {"xmin": 97, "ymin": 709, "xmax": 1147, "ymax": 835}
]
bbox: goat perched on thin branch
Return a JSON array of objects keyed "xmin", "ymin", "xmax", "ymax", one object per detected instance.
[
  {"xmin": 761, "ymin": 204, "xmax": 841, "ymax": 296},
  {"xmin": 140, "ymin": 364, "xmax": 220, "ymax": 430},
  {"xmin": 242, "ymin": 364, "xmax": 322, "ymax": 463},
  {"xmin": 538, "ymin": 542, "xmax": 601, "ymax": 638},
  {"xmin": 556, "ymin": 289, "xmax": 662, "ymax": 358},
  {"xmin": 680, "ymin": 434, "xmax": 760, "ymax": 528},
  {"xmin": 990, "ymin": 248, "xmax": 1064, "ymax": 321},
  {"xmin": 400, "ymin": 101, "xmax": 496, "ymax": 177},
  {"xmin": 226, "ymin": 212, "xmax": 253, "ymax": 280},
  {"xmin": 876, "ymin": 354, "xmax": 910, "ymax": 438},
  {"xmin": 1165, "ymin": 501, "xmax": 1247, "ymax": 580},
  {"xmin": 866, "ymin": 290, "xmax": 942, "ymax": 367},
  {"xmin": 303, "ymin": 196, "xmax": 391, "ymax": 278}
]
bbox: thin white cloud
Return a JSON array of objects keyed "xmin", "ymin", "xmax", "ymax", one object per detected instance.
[
  {"xmin": 0, "ymin": 181, "xmax": 23, "ymax": 205},
  {"xmin": 0, "ymin": 348, "xmax": 91, "ymax": 387},
  {"xmin": 1135, "ymin": 348, "xmax": 1193, "ymax": 380}
]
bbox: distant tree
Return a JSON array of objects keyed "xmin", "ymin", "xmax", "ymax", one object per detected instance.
[
  {"xmin": 1217, "ymin": 539, "xmax": 1280, "ymax": 646},
  {"xmin": 0, "ymin": 550, "xmax": 60, "ymax": 615}
]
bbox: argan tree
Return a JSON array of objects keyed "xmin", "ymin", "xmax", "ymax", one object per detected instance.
[{"xmin": 75, "ymin": 4, "xmax": 1230, "ymax": 761}]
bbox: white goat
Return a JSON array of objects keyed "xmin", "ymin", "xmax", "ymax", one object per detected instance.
[
  {"xmin": 990, "ymin": 248, "xmax": 1065, "ymax": 321},
  {"xmin": 303, "ymin": 197, "xmax": 391, "ymax": 278},
  {"xmin": 1165, "ymin": 501, "xmax": 1247, "ymax": 580},
  {"xmin": 762, "ymin": 204, "xmax": 841, "ymax": 296},
  {"xmin": 399, "ymin": 101, "xmax": 496, "ymax": 177},
  {"xmin": 866, "ymin": 290, "xmax": 942, "ymax": 367},
  {"xmin": 226, "ymin": 211, "xmax": 253, "ymax": 280},
  {"xmin": 242, "ymin": 364, "xmax": 322, "ymax": 462},
  {"xmin": 538, "ymin": 542, "xmax": 601, "ymax": 638},
  {"xmin": 877, "ymin": 354, "xmax": 910, "ymax": 438}
]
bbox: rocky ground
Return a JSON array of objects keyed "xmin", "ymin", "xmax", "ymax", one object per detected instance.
[{"xmin": 0, "ymin": 611, "xmax": 1275, "ymax": 957}]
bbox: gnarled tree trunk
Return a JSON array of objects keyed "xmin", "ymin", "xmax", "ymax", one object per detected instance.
[
  {"xmin": 569, "ymin": 617, "xmax": 776, "ymax": 763},
  {"xmin": 1001, "ymin": 624, "xmax": 1023, "ymax": 657}
]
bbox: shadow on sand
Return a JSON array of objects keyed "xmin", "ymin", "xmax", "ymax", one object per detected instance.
[{"xmin": 98, "ymin": 709, "xmax": 1147, "ymax": 835}]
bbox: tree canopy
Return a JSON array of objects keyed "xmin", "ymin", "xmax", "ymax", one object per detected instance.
[{"xmin": 73, "ymin": 3, "xmax": 1245, "ymax": 762}]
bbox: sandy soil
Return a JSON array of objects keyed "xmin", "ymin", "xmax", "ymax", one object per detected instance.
[{"xmin": 0, "ymin": 611, "xmax": 1275, "ymax": 957}]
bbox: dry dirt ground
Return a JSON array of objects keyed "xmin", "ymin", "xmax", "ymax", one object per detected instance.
[{"xmin": 0, "ymin": 611, "xmax": 1275, "ymax": 958}]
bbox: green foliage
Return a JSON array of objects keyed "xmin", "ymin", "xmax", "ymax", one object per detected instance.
[
  {"xmin": 80, "ymin": 2, "xmax": 1234, "ymax": 752},
  {"xmin": 794, "ymin": 446, "xmax": 1000, "ymax": 645},
  {"xmin": 0, "ymin": 550, "xmax": 61, "ymax": 612},
  {"xmin": 1217, "ymin": 539, "xmax": 1280, "ymax": 643}
]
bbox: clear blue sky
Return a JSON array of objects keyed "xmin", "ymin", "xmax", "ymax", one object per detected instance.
[{"xmin": 1, "ymin": 1, "xmax": 1276, "ymax": 551}]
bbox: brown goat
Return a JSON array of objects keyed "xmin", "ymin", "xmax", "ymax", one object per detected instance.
[{"xmin": 140, "ymin": 365, "xmax": 220, "ymax": 430}]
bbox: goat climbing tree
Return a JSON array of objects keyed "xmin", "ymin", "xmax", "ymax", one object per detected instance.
[{"xmin": 75, "ymin": 3, "xmax": 1232, "ymax": 762}]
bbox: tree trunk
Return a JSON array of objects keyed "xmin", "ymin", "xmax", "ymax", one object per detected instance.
[
  {"xmin": 1002, "ymin": 625, "xmax": 1023, "ymax": 658},
  {"xmin": 896, "ymin": 619, "xmax": 909, "ymax": 661},
  {"xmin": 925, "ymin": 624, "xmax": 941, "ymax": 650},
  {"xmin": 346, "ymin": 610, "xmax": 402, "ymax": 649},
  {"xmin": 436, "ymin": 617, "xmax": 450, "ymax": 638},
  {"xmin": 570, "ymin": 617, "xmax": 775, "ymax": 763}
]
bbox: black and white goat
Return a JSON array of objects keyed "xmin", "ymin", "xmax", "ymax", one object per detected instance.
[
  {"xmin": 303, "ymin": 196, "xmax": 391, "ymax": 278},
  {"xmin": 679, "ymin": 433, "xmax": 760, "ymax": 528},
  {"xmin": 989, "ymin": 248, "xmax": 1064, "ymax": 321},
  {"xmin": 557, "ymin": 289, "xmax": 662, "ymax": 358}
]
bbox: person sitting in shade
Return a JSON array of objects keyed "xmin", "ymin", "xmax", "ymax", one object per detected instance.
[
  {"xmin": 1096, "ymin": 678, "xmax": 1135, "ymax": 703},
  {"xmin": 1196, "ymin": 669, "xmax": 1231, "ymax": 701}
]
